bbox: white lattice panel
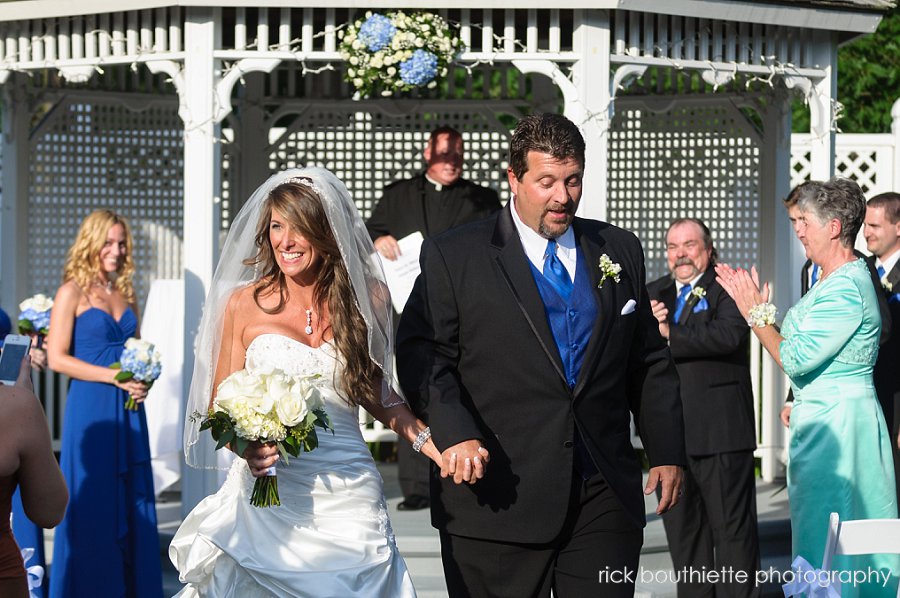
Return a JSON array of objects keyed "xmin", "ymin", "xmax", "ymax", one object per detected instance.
[
  {"xmin": 608, "ymin": 101, "xmax": 761, "ymax": 282},
  {"xmin": 790, "ymin": 133, "xmax": 895, "ymax": 197},
  {"xmin": 263, "ymin": 105, "xmax": 513, "ymax": 218},
  {"xmin": 28, "ymin": 98, "xmax": 183, "ymax": 307}
]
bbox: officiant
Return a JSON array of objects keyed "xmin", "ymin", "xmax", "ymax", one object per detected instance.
[{"xmin": 366, "ymin": 125, "xmax": 500, "ymax": 511}]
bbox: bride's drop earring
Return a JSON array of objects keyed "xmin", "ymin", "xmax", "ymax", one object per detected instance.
[{"xmin": 305, "ymin": 309, "xmax": 313, "ymax": 335}]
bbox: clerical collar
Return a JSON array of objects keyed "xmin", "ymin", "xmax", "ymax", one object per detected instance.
[{"xmin": 425, "ymin": 173, "xmax": 448, "ymax": 192}]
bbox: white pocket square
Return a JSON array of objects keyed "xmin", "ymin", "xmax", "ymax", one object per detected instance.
[{"xmin": 620, "ymin": 299, "xmax": 637, "ymax": 315}]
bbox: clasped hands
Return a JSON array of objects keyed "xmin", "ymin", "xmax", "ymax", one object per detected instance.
[
  {"xmin": 438, "ymin": 439, "xmax": 490, "ymax": 485},
  {"xmin": 238, "ymin": 438, "xmax": 492, "ymax": 483}
]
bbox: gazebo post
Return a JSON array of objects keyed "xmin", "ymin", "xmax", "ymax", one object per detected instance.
[
  {"xmin": 0, "ymin": 75, "xmax": 30, "ymax": 313},
  {"xmin": 571, "ymin": 10, "xmax": 610, "ymax": 221},
  {"xmin": 179, "ymin": 7, "xmax": 225, "ymax": 514},
  {"xmin": 807, "ymin": 30, "xmax": 837, "ymax": 182},
  {"xmin": 758, "ymin": 91, "xmax": 795, "ymax": 481},
  {"xmin": 235, "ymin": 72, "xmax": 272, "ymax": 215}
]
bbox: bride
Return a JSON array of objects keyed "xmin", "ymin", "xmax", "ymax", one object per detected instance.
[{"xmin": 169, "ymin": 168, "xmax": 487, "ymax": 597}]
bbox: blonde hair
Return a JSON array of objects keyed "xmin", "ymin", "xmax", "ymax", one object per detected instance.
[{"xmin": 62, "ymin": 209, "xmax": 136, "ymax": 304}]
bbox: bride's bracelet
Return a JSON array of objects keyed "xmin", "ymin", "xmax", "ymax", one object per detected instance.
[
  {"xmin": 412, "ymin": 427, "xmax": 432, "ymax": 453},
  {"xmin": 747, "ymin": 302, "xmax": 777, "ymax": 328}
]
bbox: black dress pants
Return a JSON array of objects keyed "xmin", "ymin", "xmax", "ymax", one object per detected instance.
[
  {"xmin": 439, "ymin": 472, "xmax": 642, "ymax": 598},
  {"xmin": 660, "ymin": 450, "xmax": 760, "ymax": 598}
]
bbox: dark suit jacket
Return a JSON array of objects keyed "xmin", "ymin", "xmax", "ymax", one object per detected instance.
[
  {"xmin": 871, "ymin": 257, "xmax": 900, "ymax": 434},
  {"xmin": 397, "ymin": 205, "xmax": 685, "ymax": 543},
  {"xmin": 647, "ymin": 270, "xmax": 756, "ymax": 456},
  {"xmin": 366, "ymin": 173, "xmax": 501, "ymax": 241}
]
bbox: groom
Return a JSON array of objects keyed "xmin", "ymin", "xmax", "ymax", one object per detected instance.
[{"xmin": 397, "ymin": 113, "xmax": 685, "ymax": 597}]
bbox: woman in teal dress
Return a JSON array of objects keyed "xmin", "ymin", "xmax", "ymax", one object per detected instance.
[
  {"xmin": 46, "ymin": 210, "xmax": 162, "ymax": 597},
  {"xmin": 717, "ymin": 177, "xmax": 898, "ymax": 597}
]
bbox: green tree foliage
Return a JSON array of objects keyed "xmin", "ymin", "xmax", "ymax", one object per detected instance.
[{"xmin": 794, "ymin": 7, "xmax": 900, "ymax": 133}]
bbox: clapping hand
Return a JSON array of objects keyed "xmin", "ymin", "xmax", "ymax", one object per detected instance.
[
  {"xmin": 440, "ymin": 439, "xmax": 490, "ymax": 485},
  {"xmin": 714, "ymin": 264, "xmax": 769, "ymax": 321}
]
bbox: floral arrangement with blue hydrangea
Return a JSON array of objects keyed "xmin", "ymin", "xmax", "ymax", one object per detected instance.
[
  {"xmin": 339, "ymin": 11, "xmax": 465, "ymax": 98},
  {"xmin": 17, "ymin": 293, "xmax": 53, "ymax": 337},
  {"xmin": 111, "ymin": 337, "xmax": 163, "ymax": 411}
]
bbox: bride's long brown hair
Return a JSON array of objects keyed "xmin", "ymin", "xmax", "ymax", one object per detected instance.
[{"xmin": 243, "ymin": 180, "xmax": 379, "ymax": 407}]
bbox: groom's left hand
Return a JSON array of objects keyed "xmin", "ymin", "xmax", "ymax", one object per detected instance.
[{"xmin": 645, "ymin": 465, "xmax": 683, "ymax": 514}]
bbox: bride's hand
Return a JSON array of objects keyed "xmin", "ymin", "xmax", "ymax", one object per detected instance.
[{"xmin": 241, "ymin": 441, "xmax": 280, "ymax": 477}]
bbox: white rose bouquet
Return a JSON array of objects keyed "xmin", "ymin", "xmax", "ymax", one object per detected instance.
[
  {"xmin": 17, "ymin": 293, "xmax": 54, "ymax": 341},
  {"xmin": 110, "ymin": 337, "xmax": 163, "ymax": 410},
  {"xmin": 195, "ymin": 368, "xmax": 332, "ymax": 507},
  {"xmin": 339, "ymin": 10, "xmax": 464, "ymax": 98}
]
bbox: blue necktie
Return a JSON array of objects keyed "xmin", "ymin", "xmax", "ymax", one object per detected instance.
[
  {"xmin": 673, "ymin": 283, "xmax": 692, "ymax": 323},
  {"xmin": 877, "ymin": 265, "xmax": 886, "ymax": 280},
  {"xmin": 811, "ymin": 264, "xmax": 819, "ymax": 288},
  {"xmin": 543, "ymin": 239, "xmax": 573, "ymax": 300}
]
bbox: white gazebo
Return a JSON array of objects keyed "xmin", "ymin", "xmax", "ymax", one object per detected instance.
[{"xmin": 0, "ymin": 0, "xmax": 891, "ymax": 510}]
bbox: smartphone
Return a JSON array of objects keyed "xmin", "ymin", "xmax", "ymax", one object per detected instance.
[{"xmin": 0, "ymin": 334, "xmax": 32, "ymax": 385}]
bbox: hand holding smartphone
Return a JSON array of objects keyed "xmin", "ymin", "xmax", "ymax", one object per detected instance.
[{"xmin": 0, "ymin": 334, "xmax": 33, "ymax": 385}]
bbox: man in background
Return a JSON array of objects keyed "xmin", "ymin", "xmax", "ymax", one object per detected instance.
[
  {"xmin": 648, "ymin": 218, "xmax": 759, "ymax": 598},
  {"xmin": 366, "ymin": 126, "xmax": 501, "ymax": 511},
  {"xmin": 865, "ymin": 192, "xmax": 900, "ymax": 502}
]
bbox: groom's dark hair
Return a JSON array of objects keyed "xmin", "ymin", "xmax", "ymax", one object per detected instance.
[{"xmin": 508, "ymin": 113, "xmax": 585, "ymax": 180}]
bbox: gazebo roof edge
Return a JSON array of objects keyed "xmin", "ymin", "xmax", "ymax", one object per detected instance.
[{"xmin": 0, "ymin": 0, "xmax": 889, "ymax": 33}]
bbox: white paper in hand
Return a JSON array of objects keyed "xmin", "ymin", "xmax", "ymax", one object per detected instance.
[{"xmin": 376, "ymin": 231, "xmax": 424, "ymax": 313}]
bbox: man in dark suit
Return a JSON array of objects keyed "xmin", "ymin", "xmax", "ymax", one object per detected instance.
[
  {"xmin": 397, "ymin": 113, "xmax": 685, "ymax": 597},
  {"xmin": 367, "ymin": 125, "xmax": 501, "ymax": 511},
  {"xmin": 647, "ymin": 218, "xmax": 759, "ymax": 598},
  {"xmin": 864, "ymin": 192, "xmax": 900, "ymax": 502}
]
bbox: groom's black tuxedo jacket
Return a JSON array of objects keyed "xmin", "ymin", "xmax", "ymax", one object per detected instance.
[
  {"xmin": 646, "ymin": 270, "xmax": 755, "ymax": 456},
  {"xmin": 397, "ymin": 205, "xmax": 685, "ymax": 543}
]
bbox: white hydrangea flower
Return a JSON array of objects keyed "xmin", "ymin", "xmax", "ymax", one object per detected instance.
[{"xmin": 19, "ymin": 293, "xmax": 54, "ymax": 312}]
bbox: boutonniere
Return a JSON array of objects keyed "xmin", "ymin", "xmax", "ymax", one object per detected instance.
[
  {"xmin": 689, "ymin": 286, "xmax": 709, "ymax": 313},
  {"xmin": 597, "ymin": 254, "xmax": 622, "ymax": 289},
  {"xmin": 884, "ymin": 280, "xmax": 893, "ymax": 293}
]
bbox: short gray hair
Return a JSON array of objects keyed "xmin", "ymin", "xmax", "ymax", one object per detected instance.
[{"xmin": 796, "ymin": 177, "xmax": 866, "ymax": 248}]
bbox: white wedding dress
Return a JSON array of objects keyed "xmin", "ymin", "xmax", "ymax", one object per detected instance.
[{"xmin": 169, "ymin": 334, "xmax": 417, "ymax": 597}]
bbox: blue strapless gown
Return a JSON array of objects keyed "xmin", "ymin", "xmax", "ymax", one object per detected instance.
[{"xmin": 49, "ymin": 307, "xmax": 162, "ymax": 598}]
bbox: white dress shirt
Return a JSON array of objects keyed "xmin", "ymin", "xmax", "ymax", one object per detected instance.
[{"xmin": 510, "ymin": 198, "xmax": 577, "ymax": 281}]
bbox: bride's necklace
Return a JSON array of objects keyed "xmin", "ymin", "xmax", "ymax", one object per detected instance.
[
  {"xmin": 305, "ymin": 308, "xmax": 314, "ymax": 335},
  {"xmin": 92, "ymin": 279, "xmax": 113, "ymax": 295}
]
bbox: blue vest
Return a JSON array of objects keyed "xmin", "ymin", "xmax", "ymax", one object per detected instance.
[{"xmin": 530, "ymin": 249, "xmax": 598, "ymax": 389}]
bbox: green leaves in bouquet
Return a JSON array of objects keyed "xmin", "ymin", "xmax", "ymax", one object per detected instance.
[
  {"xmin": 277, "ymin": 408, "xmax": 333, "ymax": 464},
  {"xmin": 198, "ymin": 409, "xmax": 250, "ymax": 457},
  {"xmin": 17, "ymin": 319, "xmax": 34, "ymax": 334},
  {"xmin": 109, "ymin": 363, "xmax": 133, "ymax": 382}
]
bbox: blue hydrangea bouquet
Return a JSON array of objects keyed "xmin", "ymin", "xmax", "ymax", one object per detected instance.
[
  {"xmin": 17, "ymin": 293, "xmax": 53, "ymax": 340},
  {"xmin": 111, "ymin": 337, "xmax": 163, "ymax": 410},
  {"xmin": 339, "ymin": 11, "xmax": 465, "ymax": 98}
]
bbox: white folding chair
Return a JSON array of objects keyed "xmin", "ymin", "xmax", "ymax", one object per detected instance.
[{"xmin": 821, "ymin": 512, "xmax": 900, "ymax": 598}]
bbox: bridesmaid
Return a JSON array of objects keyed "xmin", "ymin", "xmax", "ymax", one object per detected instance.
[{"xmin": 46, "ymin": 210, "xmax": 162, "ymax": 598}]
